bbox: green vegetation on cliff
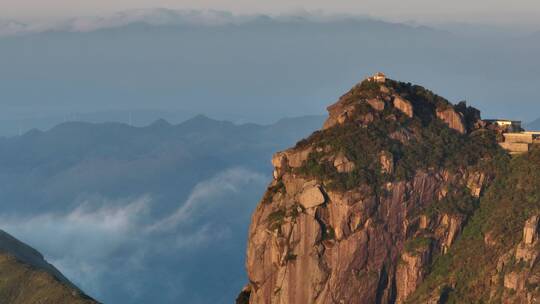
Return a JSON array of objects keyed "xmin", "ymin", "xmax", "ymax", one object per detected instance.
[
  {"xmin": 409, "ymin": 146, "xmax": 540, "ymax": 303},
  {"xmin": 295, "ymin": 79, "xmax": 504, "ymax": 197},
  {"xmin": 240, "ymin": 75, "xmax": 536, "ymax": 304}
]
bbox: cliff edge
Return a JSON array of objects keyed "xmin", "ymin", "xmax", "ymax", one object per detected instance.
[{"xmin": 238, "ymin": 74, "xmax": 512, "ymax": 303}]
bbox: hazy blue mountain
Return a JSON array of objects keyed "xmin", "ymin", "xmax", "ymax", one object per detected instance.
[
  {"xmin": 526, "ymin": 118, "xmax": 540, "ymax": 130},
  {"xmin": 1, "ymin": 10, "xmax": 539, "ymax": 136},
  {"xmin": 0, "ymin": 114, "xmax": 325, "ymax": 304}
]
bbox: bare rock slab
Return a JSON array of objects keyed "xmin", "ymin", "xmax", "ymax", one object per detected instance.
[{"xmin": 299, "ymin": 185, "xmax": 326, "ymax": 209}]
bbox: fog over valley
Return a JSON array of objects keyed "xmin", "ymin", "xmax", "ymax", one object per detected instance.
[{"xmin": 0, "ymin": 115, "xmax": 324, "ymax": 303}]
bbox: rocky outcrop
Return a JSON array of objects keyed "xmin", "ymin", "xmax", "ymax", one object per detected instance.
[
  {"xmin": 396, "ymin": 248, "xmax": 431, "ymax": 304},
  {"xmin": 436, "ymin": 107, "xmax": 466, "ymax": 134},
  {"xmin": 514, "ymin": 215, "xmax": 540, "ymax": 269},
  {"xmin": 393, "ymin": 96, "xmax": 414, "ymax": 118},
  {"xmin": 488, "ymin": 215, "xmax": 540, "ymax": 303},
  {"xmin": 324, "ymin": 101, "xmax": 357, "ymax": 130},
  {"xmin": 241, "ymin": 74, "xmax": 500, "ymax": 304},
  {"xmin": 246, "ymin": 167, "xmax": 481, "ymax": 304},
  {"xmin": 465, "ymin": 171, "xmax": 486, "ymax": 198},
  {"xmin": 298, "ymin": 183, "xmax": 326, "ymax": 209},
  {"xmin": 368, "ymin": 98, "xmax": 385, "ymax": 111},
  {"xmin": 433, "ymin": 214, "xmax": 463, "ymax": 254},
  {"xmin": 334, "ymin": 153, "xmax": 355, "ymax": 173},
  {"xmin": 406, "ymin": 146, "xmax": 540, "ymax": 303},
  {"xmin": 272, "ymin": 147, "xmax": 313, "ymax": 179},
  {"xmin": 379, "ymin": 151, "xmax": 394, "ymax": 174},
  {"xmin": 523, "ymin": 215, "xmax": 539, "ymax": 245}
]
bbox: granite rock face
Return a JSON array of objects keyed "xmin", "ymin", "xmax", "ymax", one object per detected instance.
[
  {"xmin": 523, "ymin": 216, "xmax": 539, "ymax": 245},
  {"xmin": 436, "ymin": 107, "xmax": 466, "ymax": 134},
  {"xmin": 247, "ymin": 169, "xmax": 476, "ymax": 304},
  {"xmin": 241, "ymin": 74, "xmax": 500, "ymax": 304},
  {"xmin": 487, "ymin": 215, "xmax": 540, "ymax": 303},
  {"xmin": 393, "ymin": 96, "xmax": 414, "ymax": 118}
]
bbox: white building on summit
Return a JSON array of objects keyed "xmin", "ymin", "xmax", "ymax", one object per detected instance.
[
  {"xmin": 371, "ymin": 72, "xmax": 386, "ymax": 83},
  {"xmin": 484, "ymin": 119, "xmax": 522, "ymax": 133}
]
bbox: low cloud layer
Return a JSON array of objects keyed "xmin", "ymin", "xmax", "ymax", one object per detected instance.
[
  {"xmin": 149, "ymin": 167, "xmax": 266, "ymax": 232},
  {"xmin": 0, "ymin": 167, "xmax": 267, "ymax": 303},
  {"xmin": 0, "ymin": 9, "xmax": 376, "ymax": 37}
]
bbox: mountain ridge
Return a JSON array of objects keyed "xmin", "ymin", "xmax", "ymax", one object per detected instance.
[
  {"xmin": 526, "ymin": 117, "xmax": 540, "ymax": 131},
  {"xmin": 0, "ymin": 113, "xmax": 325, "ymax": 303},
  {"xmin": 0, "ymin": 229, "xmax": 97, "ymax": 304},
  {"xmin": 238, "ymin": 73, "xmax": 536, "ymax": 303},
  {"xmin": 0, "ymin": 9, "xmax": 430, "ymax": 37}
]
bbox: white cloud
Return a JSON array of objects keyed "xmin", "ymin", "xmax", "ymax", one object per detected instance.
[
  {"xmin": 0, "ymin": 167, "xmax": 267, "ymax": 300},
  {"xmin": 0, "ymin": 196, "xmax": 151, "ymax": 296},
  {"xmin": 0, "ymin": 9, "xmax": 253, "ymax": 37},
  {"xmin": 0, "ymin": 9, "xmax": 377, "ymax": 37},
  {"xmin": 147, "ymin": 167, "xmax": 266, "ymax": 233},
  {"xmin": 0, "ymin": 196, "xmax": 150, "ymax": 256}
]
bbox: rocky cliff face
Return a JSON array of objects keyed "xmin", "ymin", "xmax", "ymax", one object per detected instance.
[
  {"xmin": 0, "ymin": 230, "xmax": 98, "ymax": 304},
  {"xmin": 408, "ymin": 146, "xmax": 540, "ymax": 303},
  {"xmin": 239, "ymin": 75, "xmax": 507, "ymax": 304}
]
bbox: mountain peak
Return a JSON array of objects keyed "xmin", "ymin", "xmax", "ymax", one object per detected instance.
[
  {"xmin": 323, "ymin": 73, "xmax": 481, "ymax": 134},
  {"xmin": 149, "ymin": 118, "xmax": 172, "ymax": 128},
  {"xmin": 240, "ymin": 74, "xmax": 505, "ymax": 304}
]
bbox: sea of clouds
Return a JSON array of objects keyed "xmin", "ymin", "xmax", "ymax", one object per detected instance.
[{"xmin": 0, "ymin": 167, "xmax": 267, "ymax": 302}]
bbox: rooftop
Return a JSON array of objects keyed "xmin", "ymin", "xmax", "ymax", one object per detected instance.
[{"xmin": 484, "ymin": 119, "xmax": 521, "ymax": 123}]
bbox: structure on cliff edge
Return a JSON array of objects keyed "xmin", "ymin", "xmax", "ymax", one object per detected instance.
[
  {"xmin": 368, "ymin": 72, "xmax": 387, "ymax": 83},
  {"xmin": 485, "ymin": 119, "xmax": 540, "ymax": 154},
  {"xmin": 238, "ymin": 72, "xmax": 506, "ymax": 304}
]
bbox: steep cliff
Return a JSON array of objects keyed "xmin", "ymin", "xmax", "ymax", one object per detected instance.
[
  {"xmin": 0, "ymin": 229, "xmax": 98, "ymax": 304},
  {"xmin": 408, "ymin": 146, "xmax": 540, "ymax": 303},
  {"xmin": 239, "ymin": 75, "xmax": 509, "ymax": 304}
]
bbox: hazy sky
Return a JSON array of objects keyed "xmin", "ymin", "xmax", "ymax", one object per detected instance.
[{"xmin": 2, "ymin": 0, "xmax": 540, "ymax": 27}]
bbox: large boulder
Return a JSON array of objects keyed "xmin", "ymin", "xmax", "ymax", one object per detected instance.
[
  {"xmin": 271, "ymin": 147, "xmax": 313, "ymax": 179},
  {"xmin": 298, "ymin": 184, "xmax": 326, "ymax": 209},
  {"xmin": 367, "ymin": 98, "xmax": 385, "ymax": 111}
]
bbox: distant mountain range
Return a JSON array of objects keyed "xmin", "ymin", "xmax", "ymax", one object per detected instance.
[
  {"xmin": 526, "ymin": 118, "xmax": 540, "ymax": 130},
  {"xmin": 0, "ymin": 9, "xmax": 239, "ymax": 36},
  {"xmin": 0, "ymin": 9, "xmax": 379, "ymax": 37},
  {"xmin": 0, "ymin": 114, "xmax": 325, "ymax": 304},
  {"xmin": 2, "ymin": 9, "xmax": 539, "ymax": 134}
]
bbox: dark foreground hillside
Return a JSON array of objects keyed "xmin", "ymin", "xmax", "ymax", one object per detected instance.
[{"xmin": 0, "ymin": 230, "xmax": 97, "ymax": 304}]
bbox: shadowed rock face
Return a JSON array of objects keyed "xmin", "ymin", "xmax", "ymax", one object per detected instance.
[
  {"xmin": 240, "ymin": 75, "xmax": 505, "ymax": 304},
  {"xmin": 436, "ymin": 108, "xmax": 466, "ymax": 134},
  {"xmin": 0, "ymin": 230, "xmax": 98, "ymax": 304}
]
